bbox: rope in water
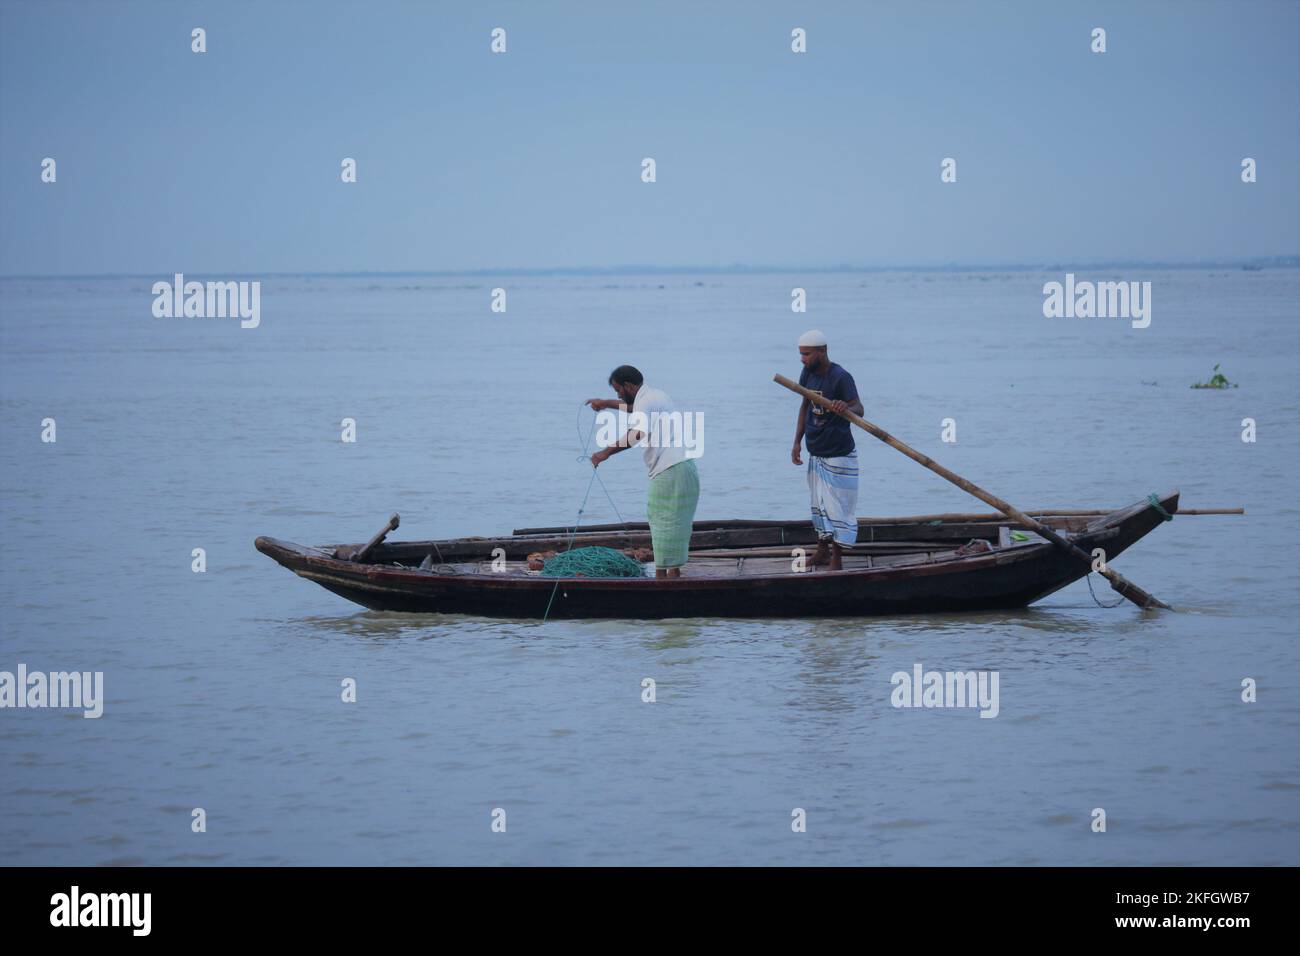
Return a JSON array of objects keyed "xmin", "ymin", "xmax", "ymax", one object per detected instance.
[
  {"xmin": 1087, "ymin": 491, "xmax": 1174, "ymax": 607},
  {"xmin": 1086, "ymin": 571, "xmax": 1127, "ymax": 608},
  {"xmin": 540, "ymin": 404, "xmax": 634, "ymax": 621}
]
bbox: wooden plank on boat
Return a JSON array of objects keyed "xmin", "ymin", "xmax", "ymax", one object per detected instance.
[
  {"xmin": 690, "ymin": 542, "xmax": 955, "ymax": 558},
  {"xmin": 337, "ymin": 518, "xmax": 1105, "ymax": 564},
  {"xmin": 348, "ymin": 514, "xmax": 400, "ymax": 563},
  {"xmin": 320, "ymin": 493, "xmax": 1196, "ymax": 567},
  {"xmin": 530, "ymin": 515, "xmax": 1076, "ymax": 546},
  {"xmin": 511, "ymin": 507, "xmax": 1240, "ymax": 536}
]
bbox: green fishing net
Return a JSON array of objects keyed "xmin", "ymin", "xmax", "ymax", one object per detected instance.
[{"xmin": 540, "ymin": 546, "xmax": 646, "ymax": 578}]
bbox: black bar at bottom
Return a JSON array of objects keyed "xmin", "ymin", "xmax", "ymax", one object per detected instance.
[{"xmin": 0, "ymin": 866, "xmax": 1286, "ymax": 941}]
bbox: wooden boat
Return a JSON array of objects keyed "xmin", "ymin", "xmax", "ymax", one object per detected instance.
[{"xmin": 254, "ymin": 490, "xmax": 1180, "ymax": 619}]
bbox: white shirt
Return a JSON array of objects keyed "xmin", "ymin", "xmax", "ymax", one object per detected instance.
[{"xmin": 631, "ymin": 385, "xmax": 688, "ymax": 479}]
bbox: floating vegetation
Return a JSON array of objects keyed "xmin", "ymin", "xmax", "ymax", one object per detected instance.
[{"xmin": 1191, "ymin": 364, "xmax": 1238, "ymax": 389}]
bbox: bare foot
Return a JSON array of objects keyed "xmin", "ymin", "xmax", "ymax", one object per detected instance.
[
  {"xmin": 808, "ymin": 540, "xmax": 832, "ymax": 567},
  {"xmin": 828, "ymin": 543, "xmax": 843, "ymax": 571}
]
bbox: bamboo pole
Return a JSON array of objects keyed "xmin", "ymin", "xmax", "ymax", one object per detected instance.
[
  {"xmin": 774, "ymin": 373, "xmax": 1172, "ymax": 610},
  {"xmin": 511, "ymin": 509, "xmax": 1241, "ymax": 536}
]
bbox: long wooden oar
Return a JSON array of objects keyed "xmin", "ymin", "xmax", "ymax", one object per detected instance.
[{"xmin": 775, "ymin": 373, "xmax": 1171, "ymax": 610}]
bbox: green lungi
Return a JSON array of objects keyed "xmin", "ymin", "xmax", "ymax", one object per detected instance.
[{"xmin": 646, "ymin": 459, "xmax": 700, "ymax": 569}]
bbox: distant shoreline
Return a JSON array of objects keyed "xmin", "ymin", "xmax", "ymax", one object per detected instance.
[{"xmin": 2, "ymin": 257, "xmax": 1296, "ymax": 281}]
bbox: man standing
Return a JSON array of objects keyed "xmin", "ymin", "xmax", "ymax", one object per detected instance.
[
  {"xmin": 791, "ymin": 331, "xmax": 863, "ymax": 570},
  {"xmin": 588, "ymin": 366, "xmax": 700, "ymax": 578}
]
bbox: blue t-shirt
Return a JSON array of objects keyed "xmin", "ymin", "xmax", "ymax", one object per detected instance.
[{"xmin": 799, "ymin": 362, "xmax": 858, "ymax": 458}]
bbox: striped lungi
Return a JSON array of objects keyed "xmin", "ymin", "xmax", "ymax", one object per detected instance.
[
  {"xmin": 808, "ymin": 451, "xmax": 859, "ymax": 547},
  {"xmin": 646, "ymin": 458, "xmax": 700, "ymax": 569}
]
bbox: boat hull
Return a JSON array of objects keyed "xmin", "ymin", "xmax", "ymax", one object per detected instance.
[{"xmin": 254, "ymin": 492, "xmax": 1178, "ymax": 620}]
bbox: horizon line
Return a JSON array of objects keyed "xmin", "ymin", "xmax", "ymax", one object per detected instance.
[{"xmin": 2, "ymin": 254, "xmax": 1297, "ymax": 281}]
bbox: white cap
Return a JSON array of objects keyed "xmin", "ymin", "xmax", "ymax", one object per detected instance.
[{"xmin": 798, "ymin": 329, "xmax": 827, "ymax": 348}]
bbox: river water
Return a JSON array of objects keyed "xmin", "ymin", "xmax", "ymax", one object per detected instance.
[{"xmin": 1, "ymin": 268, "xmax": 1297, "ymax": 864}]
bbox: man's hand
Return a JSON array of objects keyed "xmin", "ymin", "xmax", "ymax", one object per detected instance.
[
  {"xmin": 590, "ymin": 448, "xmax": 610, "ymax": 467},
  {"xmin": 829, "ymin": 399, "xmax": 848, "ymax": 416},
  {"xmin": 586, "ymin": 398, "xmax": 614, "ymax": 411},
  {"xmin": 791, "ymin": 443, "xmax": 803, "ymax": 466}
]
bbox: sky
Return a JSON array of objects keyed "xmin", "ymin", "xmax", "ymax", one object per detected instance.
[{"xmin": 1, "ymin": 0, "xmax": 1297, "ymax": 275}]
